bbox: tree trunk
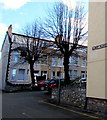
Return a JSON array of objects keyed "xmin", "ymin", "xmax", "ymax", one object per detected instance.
[
  {"xmin": 29, "ymin": 61, "xmax": 35, "ymax": 87},
  {"xmin": 63, "ymin": 54, "xmax": 70, "ymax": 84}
]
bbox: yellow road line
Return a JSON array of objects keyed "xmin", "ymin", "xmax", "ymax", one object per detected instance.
[{"xmin": 40, "ymin": 100, "xmax": 102, "ymax": 120}]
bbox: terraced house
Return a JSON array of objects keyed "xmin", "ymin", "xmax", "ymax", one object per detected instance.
[{"xmin": 1, "ymin": 25, "xmax": 87, "ymax": 90}]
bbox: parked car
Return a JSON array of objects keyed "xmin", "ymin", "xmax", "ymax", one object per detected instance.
[
  {"xmin": 32, "ymin": 80, "xmax": 47, "ymax": 91},
  {"xmin": 37, "ymin": 80, "xmax": 48, "ymax": 90},
  {"xmin": 79, "ymin": 78, "xmax": 86, "ymax": 83},
  {"xmin": 45, "ymin": 79, "xmax": 57, "ymax": 93},
  {"xmin": 46, "ymin": 79, "xmax": 65, "ymax": 93},
  {"xmin": 35, "ymin": 79, "xmax": 52, "ymax": 90}
]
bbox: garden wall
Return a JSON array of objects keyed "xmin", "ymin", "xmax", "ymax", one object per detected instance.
[{"xmin": 51, "ymin": 83, "xmax": 86, "ymax": 108}]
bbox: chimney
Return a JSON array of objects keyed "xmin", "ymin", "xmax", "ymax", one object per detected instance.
[{"xmin": 8, "ymin": 24, "xmax": 12, "ymax": 35}]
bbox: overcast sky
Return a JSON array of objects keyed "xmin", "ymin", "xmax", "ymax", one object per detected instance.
[{"xmin": 0, "ymin": 0, "xmax": 88, "ymax": 57}]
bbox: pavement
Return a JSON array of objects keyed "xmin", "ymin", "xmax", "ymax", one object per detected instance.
[{"xmin": 2, "ymin": 90, "xmax": 106, "ymax": 120}]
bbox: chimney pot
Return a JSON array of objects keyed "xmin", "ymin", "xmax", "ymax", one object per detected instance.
[{"xmin": 8, "ymin": 24, "xmax": 12, "ymax": 35}]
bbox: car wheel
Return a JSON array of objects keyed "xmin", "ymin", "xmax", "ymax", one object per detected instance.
[{"xmin": 40, "ymin": 86, "xmax": 45, "ymax": 91}]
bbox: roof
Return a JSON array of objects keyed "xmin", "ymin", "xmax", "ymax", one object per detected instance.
[
  {"xmin": 1, "ymin": 32, "xmax": 87, "ymax": 52},
  {"xmin": 12, "ymin": 33, "xmax": 55, "ymax": 43},
  {"xmin": 12, "ymin": 32, "xmax": 87, "ymax": 48}
]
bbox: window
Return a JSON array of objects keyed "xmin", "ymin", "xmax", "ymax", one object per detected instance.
[
  {"xmin": 53, "ymin": 71, "xmax": 55, "ymax": 76},
  {"xmin": 42, "ymin": 55, "xmax": 48, "ymax": 64},
  {"xmin": 52, "ymin": 71, "xmax": 55, "ymax": 79},
  {"xmin": 18, "ymin": 69, "xmax": 25, "ymax": 80},
  {"xmin": 13, "ymin": 56, "xmax": 18, "ymax": 63},
  {"xmin": 69, "ymin": 56, "xmax": 72, "ymax": 64},
  {"xmin": 21, "ymin": 57, "xmax": 25, "ymax": 63},
  {"xmin": 34, "ymin": 71, "xmax": 39, "ymax": 81},
  {"xmin": 69, "ymin": 70, "xmax": 72, "ymax": 80},
  {"xmin": 27, "ymin": 69, "xmax": 29, "ymax": 74},
  {"xmin": 35, "ymin": 60, "xmax": 40, "ymax": 64},
  {"xmin": 44, "ymin": 71, "xmax": 47, "ymax": 74},
  {"xmin": 81, "ymin": 71, "xmax": 86, "ymax": 78},
  {"xmin": 13, "ymin": 51, "xmax": 19, "ymax": 63},
  {"xmin": 34, "ymin": 70, "xmax": 39, "ymax": 74},
  {"xmin": 57, "ymin": 71, "xmax": 62, "ymax": 79},
  {"xmin": 58, "ymin": 58, "xmax": 63, "ymax": 66},
  {"xmin": 82, "ymin": 58, "xmax": 86, "ymax": 67},
  {"xmin": 57, "ymin": 72, "xmax": 60, "ymax": 77},
  {"xmin": 12, "ymin": 69, "xmax": 17, "ymax": 80},
  {"xmin": 13, "ymin": 51, "xmax": 19, "ymax": 55},
  {"xmin": 73, "ymin": 56, "xmax": 78, "ymax": 65},
  {"xmin": 73, "ymin": 70, "xmax": 78, "ymax": 78},
  {"xmin": 52, "ymin": 56, "xmax": 57, "ymax": 66},
  {"xmin": 41, "ymin": 71, "xmax": 47, "ymax": 76}
]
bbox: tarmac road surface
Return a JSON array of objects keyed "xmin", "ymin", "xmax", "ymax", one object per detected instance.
[{"xmin": 2, "ymin": 91, "xmax": 102, "ymax": 119}]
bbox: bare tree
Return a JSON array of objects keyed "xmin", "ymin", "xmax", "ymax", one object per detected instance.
[
  {"xmin": 42, "ymin": 2, "xmax": 87, "ymax": 84},
  {"xmin": 13, "ymin": 21, "xmax": 48, "ymax": 87}
]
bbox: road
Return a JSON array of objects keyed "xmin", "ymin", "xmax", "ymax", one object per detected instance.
[{"xmin": 2, "ymin": 91, "xmax": 101, "ymax": 119}]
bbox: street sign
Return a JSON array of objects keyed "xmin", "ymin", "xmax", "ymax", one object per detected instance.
[{"xmin": 92, "ymin": 43, "xmax": 107, "ymax": 50}]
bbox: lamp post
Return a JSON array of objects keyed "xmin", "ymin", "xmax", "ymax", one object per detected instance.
[{"xmin": 55, "ymin": 34, "xmax": 62, "ymax": 104}]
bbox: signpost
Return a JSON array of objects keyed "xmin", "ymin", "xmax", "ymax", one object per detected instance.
[{"xmin": 58, "ymin": 79, "xmax": 61, "ymax": 104}]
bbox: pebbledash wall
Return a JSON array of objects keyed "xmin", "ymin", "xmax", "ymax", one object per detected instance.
[
  {"xmin": 51, "ymin": 83, "xmax": 107, "ymax": 113},
  {"xmin": 51, "ymin": 83, "xmax": 86, "ymax": 109}
]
